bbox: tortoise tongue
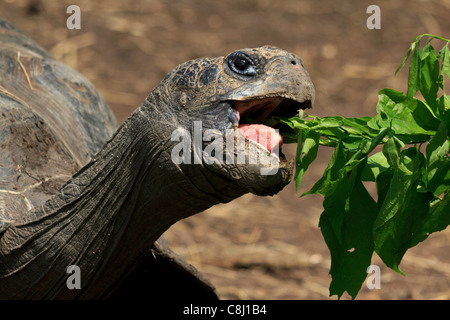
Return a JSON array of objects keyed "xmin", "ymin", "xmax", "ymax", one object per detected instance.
[
  {"xmin": 238, "ymin": 124, "xmax": 282, "ymax": 154},
  {"xmin": 233, "ymin": 97, "xmax": 284, "ymax": 154}
]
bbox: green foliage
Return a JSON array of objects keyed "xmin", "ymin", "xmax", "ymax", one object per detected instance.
[{"xmin": 271, "ymin": 34, "xmax": 450, "ymax": 299}]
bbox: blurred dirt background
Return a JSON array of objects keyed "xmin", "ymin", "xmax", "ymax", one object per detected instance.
[{"xmin": 1, "ymin": 0, "xmax": 449, "ymax": 299}]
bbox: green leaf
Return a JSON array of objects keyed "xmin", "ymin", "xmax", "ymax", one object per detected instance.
[
  {"xmin": 395, "ymin": 43, "xmax": 413, "ymax": 76},
  {"xmin": 321, "ymin": 179, "xmax": 378, "ymax": 299},
  {"xmin": 426, "ymin": 121, "xmax": 448, "ymax": 167},
  {"xmin": 304, "ymin": 142, "xmax": 349, "ymax": 197},
  {"xmin": 342, "ymin": 117, "xmax": 378, "ymax": 136},
  {"xmin": 443, "ymin": 94, "xmax": 450, "ymax": 111},
  {"xmin": 284, "ymin": 33, "xmax": 450, "ymax": 299},
  {"xmin": 375, "ymin": 189, "xmax": 431, "ymax": 274},
  {"xmin": 319, "ymin": 177, "xmax": 348, "ymax": 246},
  {"xmin": 310, "ymin": 117, "xmax": 344, "ymax": 130},
  {"xmin": 373, "ymin": 137, "xmax": 409, "ymax": 226},
  {"xmin": 438, "ymin": 43, "xmax": 450, "ymax": 89},
  {"xmin": 361, "ymin": 151, "xmax": 389, "ymax": 181},
  {"xmin": 409, "ymin": 193, "xmax": 450, "ymax": 248},
  {"xmin": 437, "ymin": 95, "xmax": 450, "ymax": 129},
  {"xmin": 284, "ymin": 117, "xmax": 314, "ymax": 130},
  {"xmin": 426, "ymin": 121, "xmax": 450, "ymax": 195},
  {"xmin": 347, "ymin": 127, "xmax": 389, "ymax": 164},
  {"xmin": 294, "ymin": 130, "xmax": 320, "ymax": 191},
  {"xmin": 374, "ymin": 141, "xmax": 429, "ymax": 273},
  {"xmin": 341, "ymin": 136, "xmax": 365, "ymax": 151},
  {"xmin": 407, "ymin": 40, "xmax": 421, "ymax": 99},
  {"xmin": 419, "ymin": 42, "xmax": 440, "ymax": 111},
  {"xmin": 375, "ymin": 169, "xmax": 394, "ymax": 210},
  {"xmin": 368, "ymin": 89, "xmax": 439, "ymax": 135}
]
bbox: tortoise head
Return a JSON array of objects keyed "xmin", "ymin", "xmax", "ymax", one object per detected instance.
[{"xmin": 145, "ymin": 46, "xmax": 315, "ymax": 198}]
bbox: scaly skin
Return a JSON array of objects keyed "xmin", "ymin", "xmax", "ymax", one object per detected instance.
[{"xmin": 0, "ymin": 18, "xmax": 314, "ymax": 299}]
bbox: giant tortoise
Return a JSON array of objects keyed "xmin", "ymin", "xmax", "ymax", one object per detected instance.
[{"xmin": 0, "ymin": 17, "xmax": 314, "ymax": 299}]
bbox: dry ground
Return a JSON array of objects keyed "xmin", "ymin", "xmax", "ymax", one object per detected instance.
[{"xmin": 1, "ymin": 0, "xmax": 449, "ymax": 299}]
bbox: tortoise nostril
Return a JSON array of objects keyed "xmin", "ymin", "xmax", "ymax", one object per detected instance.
[{"xmin": 290, "ymin": 60, "xmax": 297, "ymax": 65}]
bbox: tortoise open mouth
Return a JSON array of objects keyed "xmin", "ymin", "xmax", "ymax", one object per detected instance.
[{"xmin": 231, "ymin": 96, "xmax": 312, "ymax": 159}]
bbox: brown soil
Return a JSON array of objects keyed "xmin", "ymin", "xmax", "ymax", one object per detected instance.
[{"xmin": 1, "ymin": 0, "xmax": 449, "ymax": 299}]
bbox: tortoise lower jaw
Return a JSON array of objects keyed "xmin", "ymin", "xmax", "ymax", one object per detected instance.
[
  {"xmin": 243, "ymin": 159, "xmax": 294, "ymax": 196},
  {"xmin": 202, "ymin": 125, "xmax": 294, "ymax": 196},
  {"xmin": 228, "ymin": 96, "xmax": 311, "ymax": 162}
]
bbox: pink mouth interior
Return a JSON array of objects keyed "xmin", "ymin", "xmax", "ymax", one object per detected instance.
[
  {"xmin": 234, "ymin": 97, "xmax": 284, "ymax": 154},
  {"xmin": 238, "ymin": 124, "xmax": 282, "ymax": 153}
]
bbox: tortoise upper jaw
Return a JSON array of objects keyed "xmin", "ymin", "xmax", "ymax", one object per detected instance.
[
  {"xmin": 232, "ymin": 95, "xmax": 312, "ymax": 124},
  {"xmin": 233, "ymin": 96, "xmax": 283, "ymax": 124},
  {"xmin": 223, "ymin": 50, "xmax": 316, "ymax": 119}
]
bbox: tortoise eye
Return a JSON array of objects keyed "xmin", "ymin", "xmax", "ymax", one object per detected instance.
[
  {"xmin": 234, "ymin": 57, "xmax": 250, "ymax": 71},
  {"xmin": 227, "ymin": 52, "xmax": 257, "ymax": 77}
]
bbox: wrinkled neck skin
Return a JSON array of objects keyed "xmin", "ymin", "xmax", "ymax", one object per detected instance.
[{"xmin": 0, "ymin": 92, "xmax": 248, "ymax": 299}]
